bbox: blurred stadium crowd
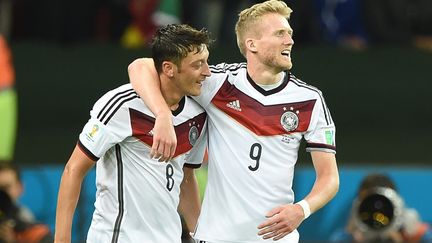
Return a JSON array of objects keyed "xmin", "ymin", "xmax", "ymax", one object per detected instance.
[{"xmin": 1, "ymin": 0, "xmax": 432, "ymax": 51}]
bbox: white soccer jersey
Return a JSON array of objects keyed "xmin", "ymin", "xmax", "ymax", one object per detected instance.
[
  {"xmin": 193, "ymin": 63, "xmax": 336, "ymax": 243},
  {"xmin": 77, "ymin": 84, "xmax": 207, "ymax": 243}
]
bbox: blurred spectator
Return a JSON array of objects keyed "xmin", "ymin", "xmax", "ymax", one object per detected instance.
[
  {"xmin": 180, "ymin": 0, "xmax": 323, "ymax": 48},
  {"xmin": 0, "ymin": 34, "xmax": 17, "ymax": 161},
  {"xmin": 361, "ymin": 0, "xmax": 432, "ymax": 52},
  {"xmin": 330, "ymin": 173, "xmax": 432, "ymax": 242},
  {"xmin": 0, "ymin": 162, "xmax": 54, "ymax": 243},
  {"xmin": 361, "ymin": 0, "xmax": 411, "ymax": 45},
  {"xmin": 181, "ymin": 0, "xmax": 209, "ymax": 30},
  {"xmin": 410, "ymin": 0, "xmax": 432, "ymax": 51},
  {"xmin": 0, "ymin": 189, "xmax": 17, "ymax": 243},
  {"xmin": 0, "ymin": 0, "xmax": 13, "ymax": 39},
  {"xmin": 314, "ymin": 0, "xmax": 368, "ymax": 50},
  {"xmin": 94, "ymin": 0, "xmax": 131, "ymax": 42},
  {"xmin": 121, "ymin": 0, "xmax": 181, "ymax": 48},
  {"xmin": 285, "ymin": 0, "xmax": 322, "ymax": 46}
]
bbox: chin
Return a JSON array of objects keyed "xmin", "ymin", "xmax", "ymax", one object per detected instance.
[
  {"xmin": 189, "ymin": 90, "xmax": 201, "ymax": 97},
  {"xmin": 282, "ymin": 61, "xmax": 292, "ymax": 70}
]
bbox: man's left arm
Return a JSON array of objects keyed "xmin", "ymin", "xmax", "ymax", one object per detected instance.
[
  {"xmin": 258, "ymin": 151, "xmax": 339, "ymax": 241},
  {"xmin": 302, "ymin": 151, "xmax": 339, "ymax": 214},
  {"xmin": 178, "ymin": 167, "xmax": 201, "ymax": 233}
]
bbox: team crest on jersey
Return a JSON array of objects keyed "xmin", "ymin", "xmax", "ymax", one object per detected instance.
[
  {"xmin": 280, "ymin": 111, "xmax": 299, "ymax": 132},
  {"xmin": 189, "ymin": 125, "xmax": 199, "ymax": 146}
]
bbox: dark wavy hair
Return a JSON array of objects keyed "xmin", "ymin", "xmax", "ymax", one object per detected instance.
[{"xmin": 151, "ymin": 24, "xmax": 212, "ymax": 73}]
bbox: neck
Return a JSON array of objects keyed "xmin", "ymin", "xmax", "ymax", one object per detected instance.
[
  {"xmin": 159, "ymin": 75, "xmax": 183, "ymax": 110},
  {"xmin": 247, "ymin": 63, "xmax": 284, "ymax": 85}
]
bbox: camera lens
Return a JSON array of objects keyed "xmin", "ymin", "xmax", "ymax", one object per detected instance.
[{"xmin": 358, "ymin": 194, "xmax": 394, "ymax": 230}]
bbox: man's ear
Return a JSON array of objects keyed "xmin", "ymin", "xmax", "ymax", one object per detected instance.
[
  {"xmin": 162, "ymin": 61, "xmax": 174, "ymax": 77},
  {"xmin": 246, "ymin": 38, "xmax": 258, "ymax": 53}
]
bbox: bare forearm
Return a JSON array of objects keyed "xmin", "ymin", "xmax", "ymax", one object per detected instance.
[
  {"xmin": 304, "ymin": 171, "xmax": 339, "ymax": 213},
  {"xmin": 54, "ymin": 166, "xmax": 84, "ymax": 243},
  {"xmin": 55, "ymin": 146, "xmax": 94, "ymax": 243},
  {"xmin": 178, "ymin": 170, "xmax": 201, "ymax": 231},
  {"xmin": 303, "ymin": 152, "xmax": 339, "ymax": 213},
  {"xmin": 128, "ymin": 58, "xmax": 170, "ymax": 117},
  {"xmin": 128, "ymin": 58, "xmax": 177, "ymax": 160}
]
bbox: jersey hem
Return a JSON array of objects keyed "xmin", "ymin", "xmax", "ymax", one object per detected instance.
[
  {"xmin": 77, "ymin": 140, "xmax": 99, "ymax": 161},
  {"xmin": 184, "ymin": 163, "xmax": 202, "ymax": 168}
]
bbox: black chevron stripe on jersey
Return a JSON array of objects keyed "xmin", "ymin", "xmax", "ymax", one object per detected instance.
[
  {"xmin": 97, "ymin": 89, "xmax": 134, "ymax": 119},
  {"xmin": 290, "ymin": 75, "xmax": 333, "ymax": 125},
  {"xmin": 97, "ymin": 89, "xmax": 139, "ymax": 125}
]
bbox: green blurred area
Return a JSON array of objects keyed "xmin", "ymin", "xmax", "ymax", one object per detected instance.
[{"xmin": 11, "ymin": 42, "xmax": 432, "ymax": 165}]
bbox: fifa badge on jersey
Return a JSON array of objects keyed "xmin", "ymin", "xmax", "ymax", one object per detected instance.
[
  {"xmin": 188, "ymin": 123, "xmax": 199, "ymax": 146},
  {"xmin": 325, "ymin": 130, "xmax": 335, "ymax": 146},
  {"xmin": 85, "ymin": 124, "xmax": 99, "ymax": 142},
  {"xmin": 280, "ymin": 108, "xmax": 299, "ymax": 132}
]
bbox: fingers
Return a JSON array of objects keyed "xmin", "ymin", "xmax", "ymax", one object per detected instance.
[
  {"xmin": 258, "ymin": 206, "xmax": 284, "ymax": 229},
  {"xmin": 169, "ymin": 141, "xmax": 176, "ymax": 160},
  {"xmin": 258, "ymin": 204, "xmax": 300, "ymax": 241},
  {"xmin": 258, "ymin": 216, "xmax": 283, "ymax": 236},
  {"xmin": 150, "ymin": 141, "xmax": 159, "ymax": 158},
  {"xmin": 151, "ymin": 137, "xmax": 177, "ymax": 162},
  {"xmin": 273, "ymin": 232, "xmax": 289, "ymax": 241},
  {"xmin": 265, "ymin": 205, "xmax": 284, "ymax": 218},
  {"xmin": 159, "ymin": 140, "xmax": 174, "ymax": 162},
  {"xmin": 258, "ymin": 216, "xmax": 278, "ymax": 229},
  {"xmin": 258, "ymin": 220, "xmax": 293, "ymax": 241}
]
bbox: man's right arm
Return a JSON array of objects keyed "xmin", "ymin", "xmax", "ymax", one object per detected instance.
[
  {"xmin": 54, "ymin": 145, "xmax": 95, "ymax": 243},
  {"xmin": 128, "ymin": 58, "xmax": 176, "ymax": 161}
]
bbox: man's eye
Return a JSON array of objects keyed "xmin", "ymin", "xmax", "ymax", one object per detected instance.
[{"xmin": 194, "ymin": 61, "xmax": 203, "ymax": 68}]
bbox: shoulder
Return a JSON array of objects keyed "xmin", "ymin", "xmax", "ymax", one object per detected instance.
[
  {"xmin": 184, "ymin": 96, "xmax": 206, "ymax": 116},
  {"xmin": 91, "ymin": 83, "xmax": 141, "ymax": 122},
  {"xmin": 94, "ymin": 84, "xmax": 137, "ymax": 108},
  {"xmin": 210, "ymin": 62, "xmax": 246, "ymax": 75},
  {"xmin": 288, "ymin": 73, "xmax": 323, "ymax": 96}
]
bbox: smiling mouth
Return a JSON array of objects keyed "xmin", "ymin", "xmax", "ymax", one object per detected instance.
[{"xmin": 281, "ymin": 50, "xmax": 291, "ymax": 58}]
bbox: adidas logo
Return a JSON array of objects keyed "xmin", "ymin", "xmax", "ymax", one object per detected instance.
[{"xmin": 226, "ymin": 100, "xmax": 242, "ymax": 111}]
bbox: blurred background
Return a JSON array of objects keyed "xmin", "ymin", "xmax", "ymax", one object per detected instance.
[{"xmin": 1, "ymin": 0, "xmax": 431, "ymax": 242}]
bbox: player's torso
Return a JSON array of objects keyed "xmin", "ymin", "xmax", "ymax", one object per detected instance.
[
  {"xmin": 195, "ymin": 67, "xmax": 316, "ymax": 242},
  {"xmin": 83, "ymin": 84, "xmax": 206, "ymax": 243}
]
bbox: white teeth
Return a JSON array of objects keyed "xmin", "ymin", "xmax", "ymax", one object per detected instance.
[{"xmin": 281, "ymin": 50, "xmax": 290, "ymax": 57}]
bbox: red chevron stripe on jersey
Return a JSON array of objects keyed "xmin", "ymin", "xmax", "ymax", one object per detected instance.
[
  {"xmin": 129, "ymin": 108, "xmax": 207, "ymax": 157},
  {"xmin": 212, "ymin": 80, "xmax": 316, "ymax": 136}
]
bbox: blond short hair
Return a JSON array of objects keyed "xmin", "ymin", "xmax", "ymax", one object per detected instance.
[{"xmin": 235, "ymin": 0, "xmax": 292, "ymax": 56}]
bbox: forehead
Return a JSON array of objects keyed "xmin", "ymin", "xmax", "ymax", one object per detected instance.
[
  {"xmin": 181, "ymin": 44, "xmax": 209, "ymax": 63},
  {"xmin": 257, "ymin": 13, "xmax": 292, "ymax": 33}
]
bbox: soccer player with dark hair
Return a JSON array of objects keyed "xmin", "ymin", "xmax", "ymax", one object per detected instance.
[{"xmin": 54, "ymin": 24, "xmax": 211, "ymax": 243}]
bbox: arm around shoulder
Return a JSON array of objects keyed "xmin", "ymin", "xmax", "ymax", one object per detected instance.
[
  {"xmin": 128, "ymin": 58, "xmax": 169, "ymax": 117},
  {"xmin": 128, "ymin": 57, "xmax": 177, "ymax": 161}
]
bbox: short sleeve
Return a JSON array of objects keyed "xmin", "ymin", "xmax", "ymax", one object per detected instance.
[
  {"xmin": 78, "ymin": 103, "xmax": 132, "ymax": 160},
  {"xmin": 304, "ymin": 94, "xmax": 336, "ymax": 154}
]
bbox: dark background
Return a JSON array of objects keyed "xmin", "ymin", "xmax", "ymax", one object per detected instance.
[{"xmin": 12, "ymin": 42, "xmax": 431, "ymax": 165}]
